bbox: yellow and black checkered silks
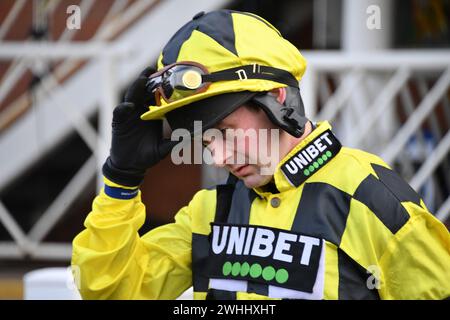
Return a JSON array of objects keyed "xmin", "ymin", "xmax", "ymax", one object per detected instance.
[
  {"xmin": 72, "ymin": 122, "xmax": 450, "ymax": 299},
  {"xmin": 140, "ymin": 10, "xmax": 307, "ymax": 121}
]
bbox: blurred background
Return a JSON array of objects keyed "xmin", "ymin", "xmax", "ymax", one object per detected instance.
[{"xmin": 0, "ymin": 0, "xmax": 449, "ymax": 299}]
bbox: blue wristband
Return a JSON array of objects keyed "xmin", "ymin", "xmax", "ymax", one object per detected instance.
[{"xmin": 104, "ymin": 185, "xmax": 139, "ymax": 200}]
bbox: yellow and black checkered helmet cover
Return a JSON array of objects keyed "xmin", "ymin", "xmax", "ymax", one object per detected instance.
[{"xmin": 141, "ymin": 10, "xmax": 307, "ymax": 121}]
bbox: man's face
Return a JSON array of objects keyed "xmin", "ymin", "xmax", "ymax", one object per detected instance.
[{"xmin": 202, "ymin": 104, "xmax": 282, "ymax": 189}]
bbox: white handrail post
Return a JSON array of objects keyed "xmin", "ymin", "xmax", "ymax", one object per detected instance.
[
  {"xmin": 98, "ymin": 55, "xmax": 118, "ymax": 192},
  {"xmin": 301, "ymin": 66, "xmax": 318, "ymax": 119}
]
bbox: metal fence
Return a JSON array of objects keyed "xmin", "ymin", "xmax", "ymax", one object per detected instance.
[{"xmin": 302, "ymin": 50, "xmax": 450, "ymax": 221}]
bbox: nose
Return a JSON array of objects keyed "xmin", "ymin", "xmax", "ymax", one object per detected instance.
[{"xmin": 208, "ymin": 138, "xmax": 233, "ymax": 168}]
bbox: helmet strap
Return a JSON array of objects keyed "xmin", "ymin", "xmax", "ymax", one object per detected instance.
[{"xmin": 251, "ymin": 87, "xmax": 308, "ymax": 138}]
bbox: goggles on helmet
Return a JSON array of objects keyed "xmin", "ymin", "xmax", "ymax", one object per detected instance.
[{"xmin": 145, "ymin": 61, "xmax": 299, "ymax": 106}]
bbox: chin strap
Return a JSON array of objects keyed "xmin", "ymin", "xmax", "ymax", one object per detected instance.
[{"xmin": 251, "ymin": 87, "xmax": 308, "ymax": 138}]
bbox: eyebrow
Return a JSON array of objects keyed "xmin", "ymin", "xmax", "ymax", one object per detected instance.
[
  {"xmin": 201, "ymin": 126, "xmax": 228, "ymax": 144},
  {"xmin": 214, "ymin": 119, "xmax": 227, "ymax": 129}
]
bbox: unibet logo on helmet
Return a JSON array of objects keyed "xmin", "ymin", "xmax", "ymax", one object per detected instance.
[{"xmin": 141, "ymin": 10, "xmax": 307, "ymax": 122}]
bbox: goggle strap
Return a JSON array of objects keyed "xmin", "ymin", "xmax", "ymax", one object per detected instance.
[{"xmin": 202, "ymin": 65, "xmax": 299, "ymax": 88}]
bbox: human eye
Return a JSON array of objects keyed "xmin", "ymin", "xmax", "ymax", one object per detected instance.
[
  {"xmin": 202, "ymin": 140, "xmax": 210, "ymax": 148},
  {"xmin": 202, "ymin": 134, "xmax": 215, "ymax": 148}
]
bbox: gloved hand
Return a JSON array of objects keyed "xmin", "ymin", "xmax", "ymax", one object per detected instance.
[{"xmin": 102, "ymin": 67, "xmax": 175, "ymax": 187}]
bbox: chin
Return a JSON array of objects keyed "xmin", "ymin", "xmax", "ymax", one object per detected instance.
[{"xmin": 241, "ymin": 174, "xmax": 273, "ymax": 189}]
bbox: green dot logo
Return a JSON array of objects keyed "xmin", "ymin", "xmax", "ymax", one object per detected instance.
[
  {"xmin": 322, "ymin": 154, "xmax": 328, "ymax": 161},
  {"xmin": 308, "ymin": 165, "xmax": 314, "ymax": 172},
  {"xmin": 240, "ymin": 262, "xmax": 250, "ymax": 277},
  {"xmin": 318, "ymin": 158, "xmax": 324, "ymax": 165},
  {"xmin": 222, "ymin": 262, "xmax": 232, "ymax": 276},
  {"xmin": 303, "ymin": 169, "xmax": 310, "ymax": 176},
  {"xmin": 326, "ymin": 151, "xmax": 332, "ymax": 157},
  {"xmin": 275, "ymin": 268, "xmax": 289, "ymax": 284},
  {"xmin": 313, "ymin": 161, "xmax": 319, "ymax": 169},
  {"xmin": 231, "ymin": 262, "xmax": 241, "ymax": 276},
  {"xmin": 226, "ymin": 262, "xmax": 290, "ymax": 284},
  {"xmin": 249, "ymin": 263, "xmax": 262, "ymax": 278},
  {"xmin": 262, "ymin": 266, "xmax": 276, "ymax": 281}
]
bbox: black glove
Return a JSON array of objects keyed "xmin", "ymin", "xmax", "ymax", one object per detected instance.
[{"xmin": 102, "ymin": 67, "xmax": 175, "ymax": 187}]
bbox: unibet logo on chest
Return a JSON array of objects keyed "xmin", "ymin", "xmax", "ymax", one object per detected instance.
[
  {"xmin": 211, "ymin": 224, "xmax": 320, "ymax": 266},
  {"xmin": 206, "ymin": 223, "xmax": 323, "ymax": 292}
]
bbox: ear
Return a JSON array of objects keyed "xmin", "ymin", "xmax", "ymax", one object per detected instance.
[{"xmin": 268, "ymin": 87, "xmax": 286, "ymax": 104}]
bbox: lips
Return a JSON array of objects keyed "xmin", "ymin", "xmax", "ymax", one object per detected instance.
[{"xmin": 232, "ymin": 164, "xmax": 250, "ymax": 177}]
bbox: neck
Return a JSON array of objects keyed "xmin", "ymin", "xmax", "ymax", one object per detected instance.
[
  {"xmin": 263, "ymin": 122, "xmax": 313, "ymax": 189},
  {"xmin": 284, "ymin": 121, "xmax": 313, "ymax": 153}
]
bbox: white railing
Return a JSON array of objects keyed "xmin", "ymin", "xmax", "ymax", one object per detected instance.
[
  {"xmin": 301, "ymin": 50, "xmax": 450, "ymax": 221},
  {"xmin": 0, "ymin": 44, "xmax": 120, "ymax": 260},
  {"xmin": 0, "ymin": 0, "xmax": 230, "ymax": 261}
]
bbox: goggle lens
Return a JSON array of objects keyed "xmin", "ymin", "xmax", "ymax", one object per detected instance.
[{"xmin": 147, "ymin": 63, "xmax": 209, "ymax": 105}]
